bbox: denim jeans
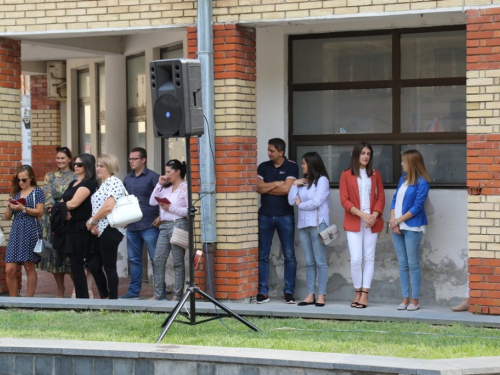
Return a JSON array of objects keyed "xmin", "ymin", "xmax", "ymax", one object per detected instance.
[
  {"xmin": 258, "ymin": 214, "xmax": 296, "ymax": 295},
  {"xmin": 392, "ymin": 230, "xmax": 423, "ymax": 299},
  {"xmin": 299, "ymin": 221, "xmax": 328, "ymax": 296},
  {"xmin": 126, "ymin": 226, "xmax": 159, "ymax": 296}
]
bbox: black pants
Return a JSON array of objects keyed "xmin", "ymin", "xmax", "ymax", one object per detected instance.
[
  {"xmin": 69, "ymin": 225, "xmax": 89, "ymax": 299},
  {"xmin": 88, "ymin": 225, "xmax": 123, "ymax": 299}
]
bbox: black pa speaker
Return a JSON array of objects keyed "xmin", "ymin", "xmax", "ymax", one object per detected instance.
[{"xmin": 150, "ymin": 59, "xmax": 204, "ymax": 138}]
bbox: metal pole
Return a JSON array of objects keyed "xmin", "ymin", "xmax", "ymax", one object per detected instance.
[{"xmin": 197, "ymin": 0, "xmax": 216, "ymax": 245}]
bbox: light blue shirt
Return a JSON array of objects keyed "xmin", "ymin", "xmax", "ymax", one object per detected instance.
[{"xmin": 288, "ymin": 175, "xmax": 330, "ymax": 229}]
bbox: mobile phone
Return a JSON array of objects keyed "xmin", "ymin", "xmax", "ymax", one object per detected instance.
[
  {"xmin": 9, "ymin": 198, "xmax": 27, "ymax": 206},
  {"xmin": 155, "ymin": 196, "xmax": 171, "ymax": 204}
]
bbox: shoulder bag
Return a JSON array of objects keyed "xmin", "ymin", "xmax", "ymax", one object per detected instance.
[
  {"xmin": 106, "ymin": 185, "xmax": 143, "ymax": 228},
  {"xmin": 316, "ymin": 204, "xmax": 340, "ymax": 246},
  {"xmin": 32, "ymin": 189, "xmax": 51, "ymax": 258},
  {"xmin": 170, "ymin": 220, "xmax": 189, "ymax": 249}
]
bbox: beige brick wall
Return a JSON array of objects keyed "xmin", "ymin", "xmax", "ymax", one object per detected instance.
[
  {"xmin": 0, "ymin": 87, "xmax": 21, "ymax": 142},
  {"xmin": 0, "ymin": 0, "xmax": 495, "ymax": 33},
  {"xmin": 31, "ymin": 109, "xmax": 61, "ymax": 146},
  {"xmin": 214, "ymin": 79, "xmax": 256, "ymax": 137}
]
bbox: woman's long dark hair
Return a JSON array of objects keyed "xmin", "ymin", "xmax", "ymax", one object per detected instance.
[
  {"xmin": 302, "ymin": 152, "xmax": 329, "ymax": 188},
  {"xmin": 348, "ymin": 142, "xmax": 374, "ymax": 177},
  {"xmin": 11, "ymin": 165, "xmax": 37, "ymax": 197},
  {"xmin": 76, "ymin": 154, "xmax": 96, "ymax": 181},
  {"xmin": 163, "ymin": 159, "xmax": 187, "ymax": 187}
]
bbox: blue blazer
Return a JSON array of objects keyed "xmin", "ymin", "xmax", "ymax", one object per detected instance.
[{"xmin": 390, "ymin": 175, "xmax": 430, "ymax": 227}]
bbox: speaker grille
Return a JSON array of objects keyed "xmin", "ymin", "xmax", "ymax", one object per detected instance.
[{"xmin": 153, "ymin": 94, "xmax": 183, "ymax": 137}]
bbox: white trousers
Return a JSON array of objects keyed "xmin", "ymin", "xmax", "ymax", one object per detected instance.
[{"xmin": 346, "ymin": 219, "xmax": 379, "ymax": 289}]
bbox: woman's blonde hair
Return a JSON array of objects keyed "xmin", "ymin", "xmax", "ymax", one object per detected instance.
[
  {"xmin": 402, "ymin": 149, "xmax": 430, "ymax": 185},
  {"xmin": 97, "ymin": 154, "xmax": 120, "ymax": 176}
]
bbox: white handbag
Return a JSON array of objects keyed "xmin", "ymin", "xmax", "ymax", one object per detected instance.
[{"xmin": 106, "ymin": 187, "xmax": 143, "ymax": 228}]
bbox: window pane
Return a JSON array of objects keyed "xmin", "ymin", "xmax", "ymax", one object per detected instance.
[
  {"xmin": 78, "ymin": 71, "xmax": 89, "ymax": 98},
  {"xmin": 127, "ymin": 55, "xmax": 146, "ymax": 109},
  {"xmin": 401, "ymin": 86, "xmax": 466, "ymax": 133},
  {"xmin": 163, "ymin": 138, "xmax": 186, "ymax": 166},
  {"xmin": 293, "ymin": 89, "xmax": 392, "ymax": 134},
  {"xmin": 100, "ymin": 124, "xmax": 106, "ymax": 154},
  {"xmin": 98, "ymin": 65, "xmax": 105, "ymax": 109},
  {"xmin": 293, "ymin": 35, "xmax": 392, "ymax": 83},
  {"xmin": 160, "ymin": 45, "xmax": 183, "ymax": 60},
  {"xmin": 128, "ymin": 121, "xmax": 146, "ymax": 149},
  {"xmin": 79, "ymin": 104, "xmax": 91, "ymax": 154},
  {"xmin": 401, "ymin": 144, "xmax": 465, "ymax": 183},
  {"xmin": 401, "ymin": 30, "xmax": 466, "ymax": 79},
  {"xmin": 296, "ymin": 144, "xmax": 393, "ymax": 184}
]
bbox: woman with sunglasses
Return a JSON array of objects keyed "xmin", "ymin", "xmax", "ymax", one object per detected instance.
[
  {"xmin": 85, "ymin": 154, "xmax": 126, "ymax": 299},
  {"xmin": 149, "ymin": 159, "xmax": 188, "ymax": 301},
  {"xmin": 4, "ymin": 165, "xmax": 45, "ymax": 297},
  {"xmin": 38, "ymin": 146, "xmax": 76, "ymax": 298},
  {"xmin": 61, "ymin": 154, "xmax": 98, "ymax": 298}
]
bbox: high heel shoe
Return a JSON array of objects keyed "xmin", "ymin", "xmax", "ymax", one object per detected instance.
[
  {"xmin": 351, "ymin": 288, "xmax": 362, "ymax": 308},
  {"xmin": 356, "ymin": 290, "xmax": 369, "ymax": 308},
  {"xmin": 88, "ymin": 290, "xmax": 94, "ymax": 299}
]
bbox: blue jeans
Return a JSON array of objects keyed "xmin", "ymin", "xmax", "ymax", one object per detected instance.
[
  {"xmin": 392, "ymin": 230, "xmax": 423, "ymax": 299},
  {"xmin": 299, "ymin": 221, "xmax": 328, "ymax": 296},
  {"xmin": 258, "ymin": 214, "xmax": 296, "ymax": 295},
  {"xmin": 126, "ymin": 226, "xmax": 160, "ymax": 296}
]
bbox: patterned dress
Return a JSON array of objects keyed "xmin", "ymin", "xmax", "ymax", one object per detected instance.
[
  {"xmin": 37, "ymin": 169, "xmax": 76, "ymax": 273},
  {"xmin": 5, "ymin": 187, "xmax": 45, "ymax": 263}
]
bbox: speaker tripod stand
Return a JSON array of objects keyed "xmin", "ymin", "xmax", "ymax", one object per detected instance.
[{"xmin": 156, "ymin": 138, "xmax": 259, "ymax": 343}]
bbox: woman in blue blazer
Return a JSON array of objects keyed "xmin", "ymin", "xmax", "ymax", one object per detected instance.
[{"xmin": 390, "ymin": 150, "xmax": 430, "ymax": 311}]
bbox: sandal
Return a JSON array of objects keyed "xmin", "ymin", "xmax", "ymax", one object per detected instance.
[
  {"xmin": 351, "ymin": 288, "xmax": 362, "ymax": 308},
  {"xmin": 356, "ymin": 290, "xmax": 369, "ymax": 308}
]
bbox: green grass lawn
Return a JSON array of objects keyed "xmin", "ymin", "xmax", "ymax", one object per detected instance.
[{"xmin": 1, "ymin": 309, "xmax": 500, "ymax": 359}]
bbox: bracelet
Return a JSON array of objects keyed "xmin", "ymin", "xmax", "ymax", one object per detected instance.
[
  {"xmin": 395, "ymin": 219, "xmax": 399, "ymax": 226},
  {"xmin": 87, "ymin": 218, "xmax": 96, "ymax": 226}
]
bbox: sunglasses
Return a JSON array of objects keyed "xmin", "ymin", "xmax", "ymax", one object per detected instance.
[
  {"xmin": 74, "ymin": 162, "xmax": 84, "ymax": 168},
  {"xmin": 56, "ymin": 146, "xmax": 69, "ymax": 152},
  {"xmin": 15, "ymin": 178, "xmax": 30, "ymax": 183},
  {"xmin": 166, "ymin": 160, "xmax": 178, "ymax": 167}
]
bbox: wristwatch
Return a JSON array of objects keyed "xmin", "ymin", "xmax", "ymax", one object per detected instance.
[
  {"xmin": 23, "ymin": 207, "xmax": 27, "ymax": 213},
  {"xmin": 395, "ymin": 219, "xmax": 399, "ymax": 226},
  {"xmin": 87, "ymin": 218, "xmax": 96, "ymax": 226}
]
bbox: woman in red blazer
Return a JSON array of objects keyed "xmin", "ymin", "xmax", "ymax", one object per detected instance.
[{"xmin": 339, "ymin": 142, "xmax": 385, "ymax": 308}]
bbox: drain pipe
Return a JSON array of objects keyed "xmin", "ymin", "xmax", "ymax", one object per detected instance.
[{"xmin": 197, "ymin": 0, "xmax": 217, "ymax": 294}]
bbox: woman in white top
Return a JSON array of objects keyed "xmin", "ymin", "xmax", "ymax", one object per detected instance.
[
  {"xmin": 339, "ymin": 142, "xmax": 385, "ymax": 309},
  {"xmin": 149, "ymin": 159, "xmax": 188, "ymax": 301},
  {"xmin": 288, "ymin": 152, "xmax": 330, "ymax": 307},
  {"xmin": 85, "ymin": 154, "xmax": 126, "ymax": 299}
]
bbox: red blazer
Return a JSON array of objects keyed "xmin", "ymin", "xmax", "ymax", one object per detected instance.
[{"xmin": 339, "ymin": 169, "xmax": 385, "ymax": 233}]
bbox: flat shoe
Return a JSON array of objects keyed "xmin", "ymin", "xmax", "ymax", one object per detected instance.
[
  {"xmin": 298, "ymin": 300, "xmax": 315, "ymax": 306},
  {"xmin": 397, "ymin": 302, "xmax": 409, "ymax": 310},
  {"xmin": 315, "ymin": 302, "xmax": 325, "ymax": 307},
  {"xmin": 407, "ymin": 303, "xmax": 420, "ymax": 311}
]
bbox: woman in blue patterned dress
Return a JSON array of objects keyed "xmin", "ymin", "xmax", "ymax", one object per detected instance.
[
  {"xmin": 37, "ymin": 146, "xmax": 76, "ymax": 297},
  {"xmin": 4, "ymin": 165, "xmax": 45, "ymax": 297}
]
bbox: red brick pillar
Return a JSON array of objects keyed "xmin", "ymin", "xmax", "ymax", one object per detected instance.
[
  {"xmin": 30, "ymin": 75, "xmax": 61, "ymax": 180},
  {"xmin": 188, "ymin": 25, "xmax": 258, "ymax": 300},
  {"xmin": 466, "ymin": 8, "xmax": 500, "ymax": 314},
  {"xmin": 0, "ymin": 38, "xmax": 22, "ymax": 293}
]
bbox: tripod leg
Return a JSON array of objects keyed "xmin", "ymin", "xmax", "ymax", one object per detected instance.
[
  {"xmin": 195, "ymin": 288, "xmax": 259, "ymax": 332},
  {"xmin": 157, "ymin": 288, "xmax": 193, "ymax": 343}
]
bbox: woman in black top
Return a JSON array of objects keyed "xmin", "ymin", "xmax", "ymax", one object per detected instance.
[{"xmin": 62, "ymin": 154, "xmax": 98, "ymax": 298}]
